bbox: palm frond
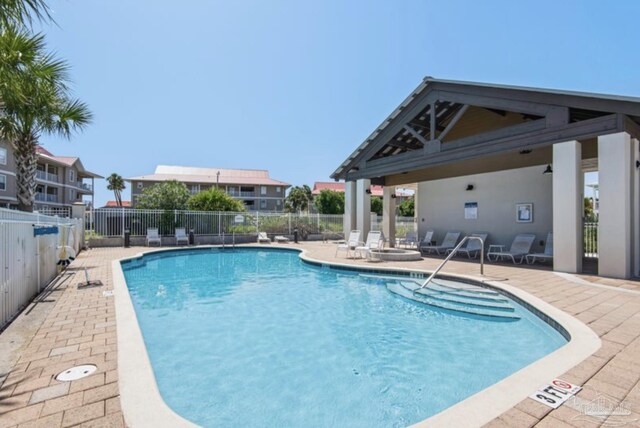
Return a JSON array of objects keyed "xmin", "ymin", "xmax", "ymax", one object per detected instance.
[{"xmin": 0, "ymin": 0, "xmax": 54, "ymax": 29}]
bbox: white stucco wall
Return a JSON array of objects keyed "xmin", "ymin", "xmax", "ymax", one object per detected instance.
[{"xmin": 416, "ymin": 165, "xmax": 553, "ymax": 252}]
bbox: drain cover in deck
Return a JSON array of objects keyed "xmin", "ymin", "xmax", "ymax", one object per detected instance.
[{"xmin": 56, "ymin": 364, "xmax": 97, "ymax": 381}]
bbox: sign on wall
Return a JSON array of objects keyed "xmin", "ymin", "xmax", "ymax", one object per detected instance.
[
  {"xmin": 464, "ymin": 202, "xmax": 478, "ymax": 220},
  {"xmin": 516, "ymin": 203, "xmax": 533, "ymax": 223}
]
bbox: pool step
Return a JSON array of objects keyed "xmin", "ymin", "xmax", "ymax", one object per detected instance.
[
  {"xmin": 405, "ymin": 286, "xmax": 514, "ymax": 312},
  {"xmin": 429, "ymin": 279, "xmax": 501, "ymax": 296},
  {"xmin": 415, "ymin": 282, "xmax": 509, "ymax": 304},
  {"xmin": 386, "ymin": 282, "xmax": 520, "ymax": 321}
]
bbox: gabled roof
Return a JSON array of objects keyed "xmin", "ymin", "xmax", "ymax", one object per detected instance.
[
  {"xmin": 36, "ymin": 146, "xmax": 103, "ymax": 178},
  {"xmin": 332, "ymin": 77, "xmax": 640, "ymax": 180}
]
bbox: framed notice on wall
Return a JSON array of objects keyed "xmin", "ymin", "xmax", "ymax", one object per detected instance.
[
  {"xmin": 464, "ymin": 202, "xmax": 478, "ymax": 220},
  {"xmin": 516, "ymin": 203, "xmax": 533, "ymax": 223}
]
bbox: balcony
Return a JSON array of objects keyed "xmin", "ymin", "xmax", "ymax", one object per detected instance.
[
  {"xmin": 228, "ymin": 191, "xmax": 255, "ymax": 198},
  {"xmin": 78, "ymin": 182, "xmax": 93, "ymax": 192},
  {"xmin": 35, "ymin": 193, "xmax": 58, "ymax": 203},
  {"xmin": 35, "ymin": 170, "xmax": 59, "ymax": 183}
]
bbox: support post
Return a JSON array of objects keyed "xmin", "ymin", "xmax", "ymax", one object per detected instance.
[
  {"xmin": 356, "ymin": 179, "xmax": 371, "ymax": 238},
  {"xmin": 343, "ymin": 181, "xmax": 357, "ymax": 238},
  {"xmin": 598, "ymin": 132, "xmax": 633, "ymax": 278},
  {"xmin": 633, "ymin": 139, "xmax": 640, "ymax": 277},
  {"xmin": 552, "ymin": 140, "xmax": 583, "ymax": 273},
  {"xmin": 382, "ymin": 186, "xmax": 396, "ymax": 247}
]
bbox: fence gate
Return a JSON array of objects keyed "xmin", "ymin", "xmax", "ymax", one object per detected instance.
[{"xmin": 583, "ymin": 221, "xmax": 598, "ymax": 258}]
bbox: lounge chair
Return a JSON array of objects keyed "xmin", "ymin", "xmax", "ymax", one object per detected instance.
[
  {"xmin": 257, "ymin": 232, "xmax": 271, "ymax": 244},
  {"xmin": 274, "ymin": 235, "xmax": 290, "ymax": 243},
  {"xmin": 417, "ymin": 230, "xmax": 435, "ymax": 252},
  {"xmin": 422, "ymin": 231, "xmax": 461, "ymax": 255},
  {"xmin": 397, "ymin": 231, "xmax": 418, "ymax": 248},
  {"xmin": 146, "ymin": 228, "xmax": 161, "ymax": 246},
  {"xmin": 526, "ymin": 233, "xmax": 553, "ymax": 264},
  {"xmin": 446, "ymin": 233, "xmax": 488, "ymax": 259},
  {"xmin": 354, "ymin": 231, "xmax": 383, "ymax": 259},
  {"xmin": 175, "ymin": 228, "xmax": 189, "ymax": 246},
  {"xmin": 335, "ymin": 230, "xmax": 362, "ymax": 258},
  {"xmin": 487, "ymin": 234, "xmax": 536, "ymax": 264}
]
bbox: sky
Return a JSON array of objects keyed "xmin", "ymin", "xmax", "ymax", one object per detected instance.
[{"xmin": 35, "ymin": 0, "xmax": 640, "ymax": 206}]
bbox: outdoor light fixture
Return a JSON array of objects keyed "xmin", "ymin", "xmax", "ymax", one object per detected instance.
[
  {"xmin": 391, "ymin": 193, "xmax": 397, "ymax": 199},
  {"xmin": 636, "ymin": 160, "xmax": 640, "ymax": 169},
  {"xmin": 365, "ymin": 188, "xmax": 372, "ymax": 194},
  {"xmin": 466, "ymin": 184, "xmax": 474, "ymax": 191},
  {"xmin": 543, "ymin": 164, "xmax": 553, "ymax": 175}
]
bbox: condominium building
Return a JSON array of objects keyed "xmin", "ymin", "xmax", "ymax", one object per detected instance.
[
  {"xmin": 0, "ymin": 143, "xmax": 102, "ymax": 210},
  {"xmin": 128, "ymin": 165, "xmax": 290, "ymax": 211}
]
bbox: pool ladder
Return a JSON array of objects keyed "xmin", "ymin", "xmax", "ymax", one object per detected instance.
[{"xmin": 420, "ymin": 236, "xmax": 485, "ymax": 288}]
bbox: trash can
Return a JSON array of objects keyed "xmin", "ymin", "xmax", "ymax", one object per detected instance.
[
  {"xmin": 293, "ymin": 227, "xmax": 299, "ymax": 244},
  {"xmin": 124, "ymin": 229, "xmax": 130, "ymax": 248},
  {"xmin": 189, "ymin": 229, "xmax": 195, "ymax": 245}
]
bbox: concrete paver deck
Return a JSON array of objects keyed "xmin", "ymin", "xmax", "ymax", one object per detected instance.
[{"xmin": 1, "ymin": 243, "xmax": 639, "ymax": 427}]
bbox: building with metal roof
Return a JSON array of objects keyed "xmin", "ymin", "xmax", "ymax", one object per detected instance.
[{"xmin": 128, "ymin": 165, "xmax": 290, "ymax": 211}]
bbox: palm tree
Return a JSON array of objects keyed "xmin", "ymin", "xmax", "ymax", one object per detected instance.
[
  {"xmin": 107, "ymin": 173, "xmax": 126, "ymax": 207},
  {"xmin": 0, "ymin": 0, "xmax": 52, "ymax": 29},
  {"xmin": 0, "ymin": 28, "xmax": 92, "ymax": 211}
]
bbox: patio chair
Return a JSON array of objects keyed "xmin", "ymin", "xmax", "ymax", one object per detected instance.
[
  {"xmin": 175, "ymin": 228, "xmax": 189, "ymax": 246},
  {"xmin": 354, "ymin": 231, "xmax": 383, "ymax": 259},
  {"xmin": 422, "ymin": 231, "xmax": 461, "ymax": 255},
  {"xmin": 487, "ymin": 233, "xmax": 536, "ymax": 264},
  {"xmin": 397, "ymin": 231, "xmax": 418, "ymax": 248},
  {"xmin": 446, "ymin": 232, "xmax": 488, "ymax": 259},
  {"xmin": 257, "ymin": 232, "xmax": 271, "ymax": 244},
  {"xmin": 335, "ymin": 230, "xmax": 362, "ymax": 258},
  {"xmin": 526, "ymin": 233, "xmax": 553, "ymax": 264},
  {"xmin": 146, "ymin": 228, "xmax": 161, "ymax": 246},
  {"xmin": 417, "ymin": 230, "xmax": 435, "ymax": 252},
  {"xmin": 274, "ymin": 235, "xmax": 290, "ymax": 243}
]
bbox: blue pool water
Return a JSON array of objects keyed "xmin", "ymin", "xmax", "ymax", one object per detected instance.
[{"xmin": 122, "ymin": 248, "xmax": 566, "ymax": 427}]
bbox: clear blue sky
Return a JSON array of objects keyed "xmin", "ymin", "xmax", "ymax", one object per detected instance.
[{"xmin": 36, "ymin": 0, "xmax": 640, "ymax": 206}]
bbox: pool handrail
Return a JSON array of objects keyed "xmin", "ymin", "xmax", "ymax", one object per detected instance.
[{"xmin": 420, "ymin": 236, "xmax": 485, "ymax": 288}]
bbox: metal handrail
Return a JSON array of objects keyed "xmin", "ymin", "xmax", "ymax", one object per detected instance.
[{"xmin": 419, "ymin": 236, "xmax": 484, "ymax": 288}]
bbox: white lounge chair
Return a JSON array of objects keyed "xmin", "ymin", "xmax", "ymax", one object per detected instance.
[
  {"xmin": 417, "ymin": 230, "xmax": 435, "ymax": 252},
  {"xmin": 146, "ymin": 228, "xmax": 161, "ymax": 246},
  {"xmin": 526, "ymin": 233, "xmax": 553, "ymax": 264},
  {"xmin": 422, "ymin": 231, "xmax": 461, "ymax": 255},
  {"xmin": 257, "ymin": 232, "xmax": 271, "ymax": 243},
  {"xmin": 175, "ymin": 228, "xmax": 189, "ymax": 246},
  {"xmin": 487, "ymin": 234, "xmax": 536, "ymax": 264},
  {"xmin": 397, "ymin": 231, "xmax": 418, "ymax": 248},
  {"xmin": 355, "ymin": 231, "xmax": 383, "ymax": 259},
  {"xmin": 274, "ymin": 235, "xmax": 290, "ymax": 243},
  {"xmin": 335, "ymin": 230, "xmax": 362, "ymax": 258},
  {"xmin": 446, "ymin": 233, "xmax": 488, "ymax": 259}
]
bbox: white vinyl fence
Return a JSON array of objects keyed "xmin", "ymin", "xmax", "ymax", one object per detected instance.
[
  {"xmin": 0, "ymin": 208, "xmax": 82, "ymax": 329},
  {"xmin": 85, "ymin": 208, "xmax": 416, "ymax": 240}
]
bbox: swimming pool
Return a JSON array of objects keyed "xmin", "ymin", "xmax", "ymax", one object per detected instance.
[{"xmin": 120, "ymin": 247, "xmax": 567, "ymax": 427}]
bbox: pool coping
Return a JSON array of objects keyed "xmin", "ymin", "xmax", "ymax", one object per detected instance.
[{"xmin": 112, "ymin": 245, "xmax": 601, "ymax": 428}]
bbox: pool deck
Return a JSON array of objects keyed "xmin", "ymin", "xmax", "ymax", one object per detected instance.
[{"xmin": 1, "ymin": 243, "xmax": 639, "ymax": 427}]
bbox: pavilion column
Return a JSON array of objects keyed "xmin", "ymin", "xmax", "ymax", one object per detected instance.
[
  {"xmin": 598, "ymin": 132, "xmax": 633, "ymax": 278},
  {"xmin": 552, "ymin": 140, "xmax": 583, "ymax": 273},
  {"xmin": 633, "ymin": 138, "xmax": 640, "ymax": 277},
  {"xmin": 382, "ymin": 186, "xmax": 396, "ymax": 247},
  {"xmin": 343, "ymin": 181, "xmax": 357, "ymax": 239},
  {"xmin": 356, "ymin": 179, "xmax": 371, "ymax": 238}
]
